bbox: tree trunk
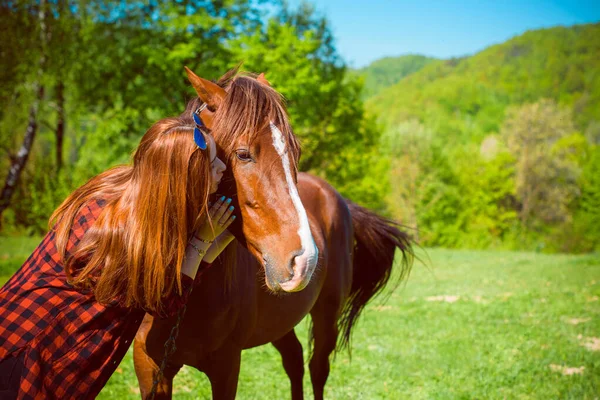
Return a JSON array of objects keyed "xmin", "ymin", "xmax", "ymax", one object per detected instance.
[
  {"xmin": 56, "ymin": 79, "xmax": 65, "ymax": 172},
  {"xmin": 0, "ymin": 0, "xmax": 47, "ymax": 226}
]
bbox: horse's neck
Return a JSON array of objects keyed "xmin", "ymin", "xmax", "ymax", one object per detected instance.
[{"xmin": 202, "ymin": 241, "xmax": 259, "ymax": 298}]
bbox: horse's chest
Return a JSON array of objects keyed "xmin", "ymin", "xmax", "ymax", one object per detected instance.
[{"xmin": 243, "ymin": 266, "xmax": 324, "ymax": 348}]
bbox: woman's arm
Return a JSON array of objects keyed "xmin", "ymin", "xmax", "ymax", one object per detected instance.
[
  {"xmin": 149, "ymin": 238, "xmax": 210, "ymax": 319},
  {"xmin": 181, "ymin": 237, "xmax": 212, "ymax": 278},
  {"xmin": 183, "ymin": 196, "xmax": 236, "ymax": 277},
  {"xmin": 203, "ymin": 230, "xmax": 236, "ymax": 263},
  {"xmin": 150, "ymin": 198, "xmax": 235, "ymax": 319}
]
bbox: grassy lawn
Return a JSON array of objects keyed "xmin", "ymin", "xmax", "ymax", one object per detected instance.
[{"xmin": 1, "ymin": 238, "xmax": 599, "ymax": 398}]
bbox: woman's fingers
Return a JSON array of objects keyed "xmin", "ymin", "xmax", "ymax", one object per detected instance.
[
  {"xmin": 209, "ymin": 196, "xmax": 226, "ymax": 217},
  {"xmin": 194, "ymin": 196, "xmax": 236, "ymax": 240},
  {"xmin": 221, "ymin": 214, "xmax": 236, "ymax": 230},
  {"xmin": 212, "ymin": 197, "xmax": 231, "ymax": 220},
  {"xmin": 219, "ymin": 205, "xmax": 235, "ymax": 225}
]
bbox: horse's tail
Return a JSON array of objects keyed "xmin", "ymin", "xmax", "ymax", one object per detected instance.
[{"xmin": 338, "ymin": 200, "xmax": 414, "ymax": 350}]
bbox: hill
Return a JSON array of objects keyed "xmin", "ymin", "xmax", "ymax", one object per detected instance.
[
  {"xmin": 369, "ymin": 23, "xmax": 600, "ymax": 252},
  {"xmin": 355, "ymin": 54, "xmax": 436, "ymax": 98},
  {"xmin": 368, "ymin": 23, "xmax": 600, "ymax": 141}
]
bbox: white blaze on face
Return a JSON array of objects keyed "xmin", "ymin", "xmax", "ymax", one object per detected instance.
[{"xmin": 270, "ymin": 122, "xmax": 318, "ymax": 278}]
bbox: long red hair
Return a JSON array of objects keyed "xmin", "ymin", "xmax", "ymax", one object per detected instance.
[{"xmin": 49, "ymin": 116, "xmax": 211, "ymax": 314}]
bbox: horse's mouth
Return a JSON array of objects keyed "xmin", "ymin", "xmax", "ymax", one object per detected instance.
[{"xmin": 279, "ymin": 274, "xmax": 310, "ymax": 292}]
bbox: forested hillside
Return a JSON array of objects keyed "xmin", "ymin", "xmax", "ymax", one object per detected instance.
[
  {"xmin": 370, "ymin": 24, "xmax": 600, "ymax": 137},
  {"xmin": 354, "ymin": 54, "xmax": 436, "ymax": 98},
  {"xmin": 368, "ymin": 23, "xmax": 600, "ymax": 252}
]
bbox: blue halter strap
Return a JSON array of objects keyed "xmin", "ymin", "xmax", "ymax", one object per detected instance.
[{"xmin": 193, "ymin": 104, "xmax": 208, "ymax": 150}]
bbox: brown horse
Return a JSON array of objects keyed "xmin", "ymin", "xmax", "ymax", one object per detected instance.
[{"xmin": 133, "ymin": 68, "xmax": 413, "ymax": 399}]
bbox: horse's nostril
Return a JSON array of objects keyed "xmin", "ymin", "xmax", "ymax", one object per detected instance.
[
  {"xmin": 285, "ymin": 261, "xmax": 294, "ymax": 276},
  {"xmin": 286, "ymin": 250, "xmax": 303, "ymax": 276},
  {"xmin": 281, "ymin": 272, "xmax": 295, "ymax": 283}
]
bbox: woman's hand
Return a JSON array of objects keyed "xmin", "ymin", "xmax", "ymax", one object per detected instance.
[
  {"xmin": 194, "ymin": 196, "xmax": 236, "ymax": 243},
  {"xmin": 202, "ymin": 228, "xmax": 237, "ymax": 263}
]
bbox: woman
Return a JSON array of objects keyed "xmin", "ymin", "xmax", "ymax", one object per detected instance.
[{"xmin": 0, "ymin": 111, "xmax": 233, "ymax": 399}]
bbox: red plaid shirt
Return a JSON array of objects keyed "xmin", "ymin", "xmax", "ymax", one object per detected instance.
[{"xmin": 0, "ymin": 199, "xmax": 201, "ymax": 399}]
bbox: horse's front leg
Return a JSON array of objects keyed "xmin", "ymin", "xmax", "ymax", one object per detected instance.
[
  {"xmin": 200, "ymin": 348, "xmax": 243, "ymax": 400},
  {"xmin": 272, "ymin": 329, "xmax": 305, "ymax": 400},
  {"xmin": 133, "ymin": 327, "xmax": 181, "ymax": 400},
  {"xmin": 309, "ymin": 295, "xmax": 343, "ymax": 400}
]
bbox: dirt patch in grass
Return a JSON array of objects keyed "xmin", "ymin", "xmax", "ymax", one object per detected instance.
[
  {"xmin": 577, "ymin": 335, "xmax": 600, "ymax": 352},
  {"xmin": 426, "ymin": 295, "xmax": 460, "ymax": 303},
  {"xmin": 567, "ymin": 317, "xmax": 591, "ymax": 325},
  {"xmin": 549, "ymin": 364, "xmax": 585, "ymax": 375}
]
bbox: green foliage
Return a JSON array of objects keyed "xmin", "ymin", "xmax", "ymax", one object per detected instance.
[
  {"xmin": 564, "ymin": 145, "xmax": 600, "ymax": 252},
  {"xmin": 354, "ymin": 54, "xmax": 436, "ymax": 98},
  {"xmin": 10, "ymin": 157, "xmax": 78, "ymax": 234},
  {"xmin": 501, "ymin": 99, "xmax": 580, "ymax": 228},
  {"xmin": 1, "ymin": 0, "xmax": 384, "ymax": 233},
  {"xmin": 369, "ymin": 23, "xmax": 600, "ymax": 252},
  {"xmin": 229, "ymin": 5, "xmax": 388, "ymax": 210},
  {"xmin": 322, "ymin": 144, "xmax": 390, "ymax": 213},
  {"xmin": 580, "ymin": 146, "xmax": 600, "ymax": 233},
  {"xmin": 0, "ymin": 236, "xmax": 41, "ymax": 281},
  {"xmin": 381, "ymin": 120, "xmax": 461, "ymax": 244},
  {"xmin": 452, "ymin": 146, "xmax": 518, "ymax": 248},
  {"xmin": 369, "ymin": 24, "xmax": 600, "ymax": 140}
]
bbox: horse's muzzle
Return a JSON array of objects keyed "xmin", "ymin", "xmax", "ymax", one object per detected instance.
[{"xmin": 278, "ymin": 246, "xmax": 318, "ymax": 292}]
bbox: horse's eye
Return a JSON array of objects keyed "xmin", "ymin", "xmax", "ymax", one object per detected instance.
[{"xmin": 235, "ymin": 149, "xmax": 253, "ymax": 162}]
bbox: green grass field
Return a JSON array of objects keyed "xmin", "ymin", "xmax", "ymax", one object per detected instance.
[{"xmin": 1, "ymin": 238, "xmax": 599, "ymax": 399}]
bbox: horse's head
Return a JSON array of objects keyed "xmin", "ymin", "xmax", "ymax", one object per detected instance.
[{"xmin": 184, "ymin": 67, "xmax": 318, "ymax": 293}]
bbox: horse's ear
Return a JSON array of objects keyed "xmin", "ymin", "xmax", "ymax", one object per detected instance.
[
  {"xmin": 257, "ymin": 73, "xmax": 270, "ymax": 86},
  {"xmin": 184, "ymin": 66, "xmax": 226, "ymax": 110}
]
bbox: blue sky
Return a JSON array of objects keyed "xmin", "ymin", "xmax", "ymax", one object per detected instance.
[{"xmin": 287, "ymin": 0, "xmax": 600, "ymax": 68}]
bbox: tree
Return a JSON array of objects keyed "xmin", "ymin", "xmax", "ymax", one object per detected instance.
[
  {"xmin": 0, "ymin": 0, "xmax": 264, "ymax": 231},
  {"xmin": 0, "ymin": 0, "xmax": 48, "ymax": 225},
  {"xmin": 380, "ymin": 120, "xmax": 466, "ymax": 245},
  {"xmin": 0, "ymin": 0, "xmax": 385, "ymax": 232},
  {"xmin": 230, "ymin": 3, "xmax": 386, "ymax": 209},
  {"xmin": 501, "ymin": 99, "xmax": 580, "ymax": 229}
]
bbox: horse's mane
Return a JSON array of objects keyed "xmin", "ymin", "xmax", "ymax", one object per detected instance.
[{"xmin": 183, "ymin": 69, "xmax": 301, "ymax": 169}]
